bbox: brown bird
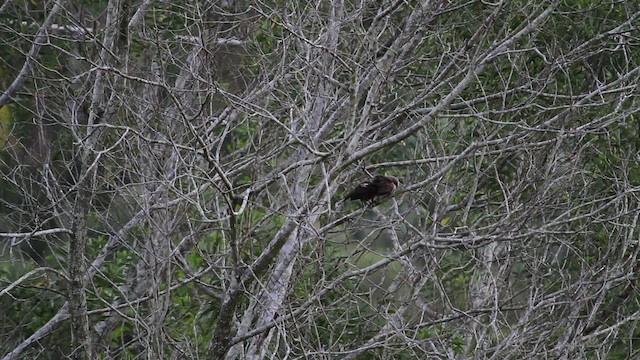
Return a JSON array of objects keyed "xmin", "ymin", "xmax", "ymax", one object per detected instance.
[{"xmin": 343, "ymin": 174, "xmax": 399, "ymax": 204}]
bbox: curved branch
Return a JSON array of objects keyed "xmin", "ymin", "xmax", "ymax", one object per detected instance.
[{"xmin": 0, "ymin": 0, "xmax": 65, "ymax": 107}]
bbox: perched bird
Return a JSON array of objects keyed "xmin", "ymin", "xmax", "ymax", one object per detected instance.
[{"xmin": 343, "ymin": 174, "xmax": 399, "ymax": 204}]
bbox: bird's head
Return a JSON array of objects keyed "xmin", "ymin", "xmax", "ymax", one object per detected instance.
[{"xmin": 387, "ymin": 175, "xmax": 399, "ymax": 187}]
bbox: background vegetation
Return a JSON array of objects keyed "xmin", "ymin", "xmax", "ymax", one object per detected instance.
[{"xmin": 1, "ymin": 0, "xmax": 640, "ymax": 359}]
